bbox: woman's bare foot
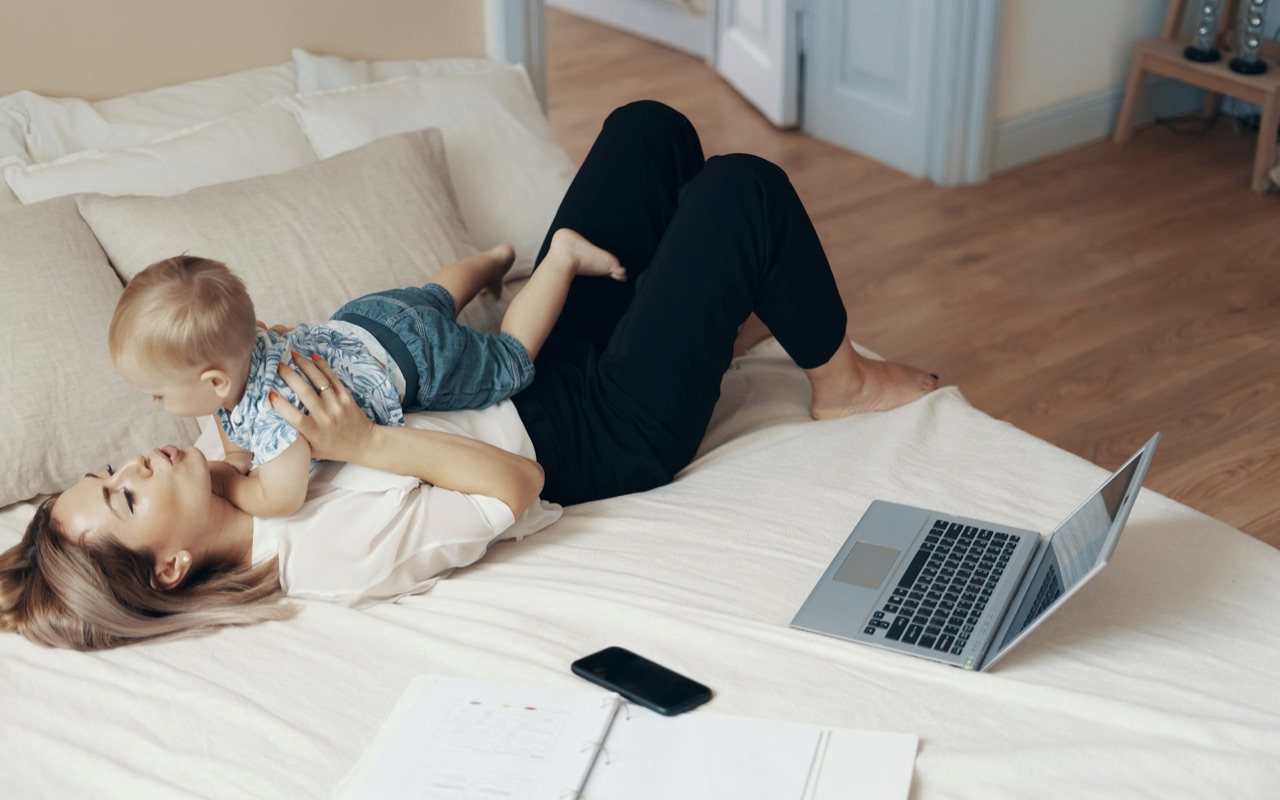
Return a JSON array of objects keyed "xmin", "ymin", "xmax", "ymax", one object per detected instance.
[
  {"xmin": 479, "ymin": 243, "xmax": 516, "ymax": 299},
  {"xmin": 549, "ymin": 228, "xmax": 627, "ymax": 281},
  {"xmin": 806, "ymin": 342, "xmax": 939, "ymax": 419}
]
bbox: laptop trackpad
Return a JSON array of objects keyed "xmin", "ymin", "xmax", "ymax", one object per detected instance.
[{"xmin": 833, "ymin": 542, "xmax": 901, "ymax": 589}]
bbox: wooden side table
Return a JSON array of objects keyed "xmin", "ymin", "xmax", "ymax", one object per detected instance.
[{"xmin": 1114, "ymin": 0, "xmax": 1280, "ymax": 192}]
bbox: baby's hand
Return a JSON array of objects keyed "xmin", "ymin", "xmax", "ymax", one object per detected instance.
[
  {"xmin": 256, "ymin": 320, "xmax": 296, "ymax": 335},
  {"xmin": 224, "ymin": 451, "xmax": 253, "ymax": 476},
  {"xmin": 209, "ymin": 454, "xmax": 253, "ymax": 498}
]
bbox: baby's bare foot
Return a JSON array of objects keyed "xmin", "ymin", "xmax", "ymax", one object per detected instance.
[
  {"xmin": 808, "ymin": 345, "xmax": 939, "ymax": 419},
  {"xmin": 550, "ymin": 228, "xmax": 626, "ymax": 281},
  {"xmin": 480, "ymin": 243, "xmax": 516, "ymax": 299}
]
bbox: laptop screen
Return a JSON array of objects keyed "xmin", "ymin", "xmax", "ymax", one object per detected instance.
[
  {"xmin": 1048, "ymin": 455, "xmax": 1140, "ymax": 588},
  {"xmin": 987, "ymin": 444, "xmax": 1149, "ymax": 660}
]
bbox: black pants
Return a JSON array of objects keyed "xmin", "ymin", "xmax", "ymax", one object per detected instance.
[{"xmin": 512, "ymin": 101, "xmax": 847, "ymax": 505}]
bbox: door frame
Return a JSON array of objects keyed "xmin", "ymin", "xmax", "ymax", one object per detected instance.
[
  {"xmin": 485, "ymin": 0, "xmax": 549, "ymax": 110},
  {"xmin": 924, "ymin": 0, "xmax": 1003, "ymax": 186}
]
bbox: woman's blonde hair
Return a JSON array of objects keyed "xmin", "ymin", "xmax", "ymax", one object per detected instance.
[
  {"xmin": 0, "ymin": 498, "xmax": 293, "ymax": 650},
  {"xmin": 109, "ymin": 255, "xmax": 258, "ymax": 370}
]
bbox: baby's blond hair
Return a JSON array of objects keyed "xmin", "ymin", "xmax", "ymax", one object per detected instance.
[{"xmin": 109, "ymin": 255, "xmax": 257, "ymax": 370}]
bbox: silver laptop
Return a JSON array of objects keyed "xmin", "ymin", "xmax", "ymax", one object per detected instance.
[{"xmin": 791, "ymin": 433, "xmax": 1160, "ymax": 671}]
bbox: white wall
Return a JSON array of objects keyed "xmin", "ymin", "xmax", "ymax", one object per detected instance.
[
  {"xmin": 989, "ymin": 0, "xmax": 1200, "ymax": 173},
  {"xmin": 995, "ymin": 0, "xmax": 1167, "ymax": 122},
  {"xmin": 0, "ymin": 0, "xmax": 487, "ymax": 99}
]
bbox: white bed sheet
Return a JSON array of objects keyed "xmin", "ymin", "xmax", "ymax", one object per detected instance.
[{"xmin": 2, "ymin": 340, "xmax": 1278, "ymax": 799}]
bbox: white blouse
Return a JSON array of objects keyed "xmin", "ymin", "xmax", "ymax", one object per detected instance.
[{"xmin": 198, "ymin": 401, "xmax": 562, "ymax": 608}]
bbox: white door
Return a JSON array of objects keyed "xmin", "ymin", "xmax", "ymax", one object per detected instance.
[
  {"xmin": 804, "ymin": 0, "xmax": 937, "ymax": 178},
  {"xmin": 715, "ymin": 0, "xmax": 803, "ymax": 127},
  {"xmin": 712, "ymin": 0, "xmax": 998, "ymax": 184}
]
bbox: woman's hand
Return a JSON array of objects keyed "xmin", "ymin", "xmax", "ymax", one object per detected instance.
[
  {"xmin": 269, "ymin": 353, "xmax": 544, "ymax": 515},
  {"xmin": 268, "ymin": 352, "xmax": 377, "ymax": 464}
]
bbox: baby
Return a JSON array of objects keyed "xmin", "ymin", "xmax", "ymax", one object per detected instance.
[{"xmin": 108, "ymin": 229, "xmax": 625, "ymax": 518}]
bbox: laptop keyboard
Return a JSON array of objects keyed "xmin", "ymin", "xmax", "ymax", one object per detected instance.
[
  {"xmin": 863, "ymin": 520, "xmax": 1020, "ymax": 657},
  {"xmin": 1020, "ymin": 563, "xmax": 1061, "ymax": 629}
]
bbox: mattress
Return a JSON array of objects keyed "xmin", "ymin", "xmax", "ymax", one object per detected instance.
[{"xmin": 3, "ymin": 339, "xmax": 1277, "ymax": 799}]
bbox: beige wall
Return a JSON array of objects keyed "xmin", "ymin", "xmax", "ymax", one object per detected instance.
[
  {"xmin": 0, "ymin": 0, "xmax": 487, "ymax": 99},
  {"xmin": 995, "ymin": 0, "xmax": 1168, "ymax": 122}
]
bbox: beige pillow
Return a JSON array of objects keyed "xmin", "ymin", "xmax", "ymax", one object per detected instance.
[
  {"xmin": 281, "ymin": 67, "xmax": 576, "ymax": 283},
  {"xmin": 77, "ymin": 127, "xmax": 501, "ymax": 334},
  {"xmin": 0, "ymin": 196, "xmax": 199, "ymax": 508}
]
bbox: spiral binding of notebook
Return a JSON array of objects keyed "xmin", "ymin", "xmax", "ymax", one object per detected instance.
[{"xmin": 559, "ymin": 695, "xmax": 624, "ymax": 799}]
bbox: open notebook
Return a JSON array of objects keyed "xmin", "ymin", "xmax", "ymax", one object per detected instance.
[{"xmin": 333, "ymin": 676, "xmax": 918, "ymax": 800}]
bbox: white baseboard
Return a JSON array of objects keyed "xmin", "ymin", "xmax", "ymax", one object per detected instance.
[{"xmin": 991, "ymin": 77, "xmax": 1205, "ymax": 174}]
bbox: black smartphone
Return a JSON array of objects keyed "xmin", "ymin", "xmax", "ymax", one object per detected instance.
[{"xmin": 571, "ymin": 646, "xmax": 712, "ymax": 716}]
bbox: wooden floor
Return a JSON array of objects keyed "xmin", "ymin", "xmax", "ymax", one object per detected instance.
[{"xmin": 544, "ymin": 9, "xmax": 1280, "ymax": 549}]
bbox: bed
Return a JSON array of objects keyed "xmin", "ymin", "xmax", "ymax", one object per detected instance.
[{"xmin": 2, "ymin": 4, "xmax": 1278, "ymax": 799}]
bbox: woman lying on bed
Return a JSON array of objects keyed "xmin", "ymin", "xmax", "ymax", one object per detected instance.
[{"xmin": 0, "ymin": 101, "xmax": 938, "ymax": 650}]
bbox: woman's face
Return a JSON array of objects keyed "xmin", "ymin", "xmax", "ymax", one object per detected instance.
[{"xmin": 52, "ymin": 445, "xmax": 213, "ymax": 555}]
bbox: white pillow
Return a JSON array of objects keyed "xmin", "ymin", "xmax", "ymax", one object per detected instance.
[
  {"xmin": 3, "ymin": 101, "xmax": 316, "ymax": 205},
  {"xmin": 0, "ymin": 108, "xmax": 29, "ymax": 164},
  {"xmin": 283, "ymin": 68, "xmax": 576, "ymax": 281},
  {"xmin": 0, "ymin": 62, "xmax": 296, "ymax": 163},
  {"xmin": 291, "ymin": 48, "xmax": 504, "ymax": 93},
  {"xmin": 76, "ymin": 127, "xmax": 502, "ymax": 335}
]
